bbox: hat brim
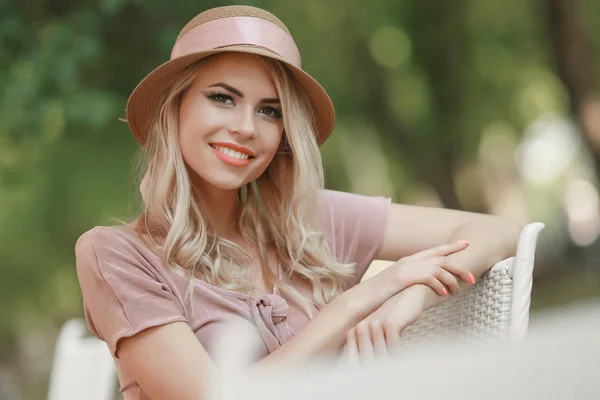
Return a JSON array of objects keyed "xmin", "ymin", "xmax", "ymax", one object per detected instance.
[{"xmin": 125, "ymin": 46, "xmax": 335, "ymax": 146}]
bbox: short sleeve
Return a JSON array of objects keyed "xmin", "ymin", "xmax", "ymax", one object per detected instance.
[
  {"xmin": 74, "ymin": 227, "xmax": 188, "ymax": 358},
  {"xmin": 318, "ymin": 189, "xmax": 392, "ymax": 287}
]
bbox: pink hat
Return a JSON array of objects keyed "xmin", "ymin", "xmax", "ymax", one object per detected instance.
[{"xmin": 125, "ymin": 5, "xmax": 335, "ymax": 146}]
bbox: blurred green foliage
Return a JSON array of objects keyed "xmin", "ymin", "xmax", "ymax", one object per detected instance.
[{"xmin": 1, "ymin": 0, "xmax": 599, "ymax": 398}]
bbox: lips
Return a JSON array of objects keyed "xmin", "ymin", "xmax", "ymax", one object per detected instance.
[
  {"xmin": 209, "ymin": 142, "xmax": 256, "ymax": 157},
  {"xmin": 209, "ymin": 142, "xmax": 255, "ymax": 167}
]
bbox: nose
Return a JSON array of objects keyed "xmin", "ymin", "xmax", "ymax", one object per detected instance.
[{"xmin": 229, "ymin": 105, "xmax": 256, "ymax": 139}]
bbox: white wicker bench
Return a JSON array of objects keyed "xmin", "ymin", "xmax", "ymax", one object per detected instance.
[
  {"xmin": 398, "ymin": 222, "xmax": 545, "ymax": 350},
  {"xmin": 47, "ymin": 319, "xmax": 116, "ymax": 400}
]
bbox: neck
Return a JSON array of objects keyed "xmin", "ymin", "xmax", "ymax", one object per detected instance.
[
  {"xmin": 201, "ymin": 191, "xmax": 240, "ymax": 239},
  {"xmin": 190, "ymin": 179, "xmax": 242, "ymax": 239}
]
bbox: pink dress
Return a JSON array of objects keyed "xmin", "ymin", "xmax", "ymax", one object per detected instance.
[{"xmin": 75, "ymin": 189, "xmax": 391, "ymax": 399}]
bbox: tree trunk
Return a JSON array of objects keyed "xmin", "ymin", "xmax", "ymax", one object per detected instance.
[
  {"xmin": 349, "ymin": 0, "xmax": 471, "ymax": 211},
  {"xmin": 546, "ymin": 0, "xmax": 600, "ymax": 174}
]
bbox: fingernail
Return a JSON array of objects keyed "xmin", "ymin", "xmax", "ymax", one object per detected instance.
[
  {"xmin": 442, "ymin": 287, "xmax": 448, "ymax": 295},
  {"xmin": 457, "ymin": 240, "xmax": 470, "ymax": 245},
  {"xmin": 469, "ymin": 273, "xmax": 476, "ymax": 284}
]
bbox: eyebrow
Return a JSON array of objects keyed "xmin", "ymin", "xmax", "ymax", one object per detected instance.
[{"xmin": 207, "ymin": 82, "xmax": 280, "ymax": 104}]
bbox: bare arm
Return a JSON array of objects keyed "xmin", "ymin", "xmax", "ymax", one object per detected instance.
[
  {"xmin": 115, "ymin": 241, "xmax": 471, "ymax": 398},
  {"xmin": 344, "ymin": 214, "xmax": 523, "ymax": 363},
  {"xmin": 254, "ymin": 261, "xmax": 420, "ymax": 367},
  {"xmin": 377, "ymin": 203, "xmax": 522, "ymax": 301},
  {"xmin": 377, "ymin": 203, "xmax": 522, "ymax": 268},
  {"xmin": 393, "ymin": 216, "xmax": 522, "ymax": 312},
  {"xmin": 118, "ymin": 322, "xmax": 216, "ymax": 400},
  {"xmin": 116, "ymin": 257, "xmax": 413, "ymax": 399}
]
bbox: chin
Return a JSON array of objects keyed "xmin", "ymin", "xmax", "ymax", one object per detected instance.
[
  {"xmin": 201, "ymin": 173, "xmax": 255, "ymax": 192},
  {"xmin": 210, "ymin": 179, "xmax": 248, "ymax": 191},
  {"xmin": 188, "ymin": 158, "xmax": 269, "ymax": 193}
]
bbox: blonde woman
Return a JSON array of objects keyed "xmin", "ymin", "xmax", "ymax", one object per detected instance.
[{"xmin": 75, "ymin": 5, "xmax": 521, "ymax": 400}]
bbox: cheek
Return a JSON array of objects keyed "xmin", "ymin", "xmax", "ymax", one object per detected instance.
[
  {"xmin": 260, "ymin": 130, "xmax": 284, "ymax": 166},
  {"xmin": 178, "ymin": 98, "xmax": 216, "ymax": 160},
  {"xmin": 178, "ymin": 122, "xmax": 211, "ymax": 174},
  {"xmin": 178, "ymin": 124, "xmax": 201, "ymax": 168},
  {"xmin": 260, "ymin": 121, "xmax": 284, "ymax": 154},
  {"xmin": 178, "ymin": 100, "xmax": 197, "ymax": 151},
  {"xmin": 178, "ymin": 94, "xmax": 196, "ymax": 133}
]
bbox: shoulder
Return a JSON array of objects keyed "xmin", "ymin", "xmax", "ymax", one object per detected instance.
[
  {"xmin": 74, "ymin": 224, "xmax": 177, "ymax": 308},
  {"xmin": 75, "ymin": 225, "xmax": 139, "ymax": 257},
  {"xmin": 317, "ymin": 189, "xmax": 392, "ymax": 249},
  {"xmin": 318, "ymin": 189, "xmax": 392, "ymax": 221},
  {"xmin": 316, "ymin": 189, "xmax": 392, "ymax": 278},
  {"xmin": 319, "ymin": 188, "xmax": 391, "ymax": 204},
  {"xmin": 74, "ymin": 225, "xmax": 160, "ymax": 278},
  {"xmin": 74, "ymin": 226, "xmax": 189, "ymax": 356}
]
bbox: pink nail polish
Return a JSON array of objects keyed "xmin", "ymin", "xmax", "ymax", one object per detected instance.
[
  {"xmin": 457, "ymin": 240, "xmax": 470, "ymax": 245},
  {"xmin": 469, "ymin": 273, "xmax": 476, "ymax": 284},
  {"xmin": 442, "ymin": 287, "xmax": 448, "ymax": 295}
]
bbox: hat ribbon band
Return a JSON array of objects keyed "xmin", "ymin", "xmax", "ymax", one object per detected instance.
[{"xmin": 171, "ymin": 16, "xmax": 301, "ymax": 68}]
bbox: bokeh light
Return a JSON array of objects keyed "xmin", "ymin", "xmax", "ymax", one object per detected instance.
[{"xmin": 368, "ymin": 26, "xmax": 412, "ymax": 69}]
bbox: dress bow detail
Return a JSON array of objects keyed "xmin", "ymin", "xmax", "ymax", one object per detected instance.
[{"xmin": 251, "ymin": 293, "xmax": 295, "ymax": 353}]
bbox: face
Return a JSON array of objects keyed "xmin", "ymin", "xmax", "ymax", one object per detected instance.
[{"xmin": 178, "ymin": 53, "xmax": 284, "ymax": 193}]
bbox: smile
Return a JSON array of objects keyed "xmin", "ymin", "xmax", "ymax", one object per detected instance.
[
  {"xmin": 212, "ymin": 145, "xmax": 251, "ymax": 159},
  {"xmin": 209, "ymin": 143, "xmax": 255, "ymax": 167}
]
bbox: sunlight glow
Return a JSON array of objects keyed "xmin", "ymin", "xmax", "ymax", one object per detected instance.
[
  {"xmin": 515, "ymin": 115, "xmax": 580, "ymax": 186},
  {"xmin": 564, "ymin": 178, "xmax": 600, "ymax": 246}
]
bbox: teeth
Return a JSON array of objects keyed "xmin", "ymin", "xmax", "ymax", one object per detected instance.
[{"xmin": 213, "ymin": 145, "xmax": 250, "ymax": 160}]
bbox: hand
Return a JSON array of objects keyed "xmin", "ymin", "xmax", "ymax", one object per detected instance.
[
  {"xmin": 344, "ymin": 285, "xmax": 429, "ymax": 366},
  {"xmin": 378, "ymin": 241, "xmax": 476, "ymax": 297},
  {"xmin": 336, "ymin": 241, "xmax": 475, "ymax": 350},
  {"xmin": 344, "ymin": 242, "xmax": 478, "ymax": 366}
]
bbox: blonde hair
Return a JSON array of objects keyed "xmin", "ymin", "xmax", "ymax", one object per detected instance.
[{"xmin": 134, "ymin": 54, "xmax": 354, "ymax": 318}]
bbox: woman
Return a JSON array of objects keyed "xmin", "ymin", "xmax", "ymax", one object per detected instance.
[{"xmin": 75, "ymin": 5, "xmax": 521, "ymax": 400}]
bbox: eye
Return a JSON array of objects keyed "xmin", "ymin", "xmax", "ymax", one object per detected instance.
[
  {"xmin": 258, "ymin": 106, "xmax": 282, "ymax": 119},
  {"xmin": 207, "ymin": 92, "xmax": 234, "ymax": 105}
]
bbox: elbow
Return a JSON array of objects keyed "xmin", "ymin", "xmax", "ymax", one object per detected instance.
[
  {"xmin": 468, "ymin": 214, "xmax": 523, "ymax": 259},
  {"xmin": 494, "ymin": 217, "xmax": 523, "ymax": 258}
]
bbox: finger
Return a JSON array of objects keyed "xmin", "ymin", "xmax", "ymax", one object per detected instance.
[
  {"xmin": 435, "ymin": 268, "xmax": 460, "ymax": 294},
  {"xmin": 425, "ymin": 275, "xmax": 448, "ymax": 296},
  {"xmin": 383, "ymin": 323, "xmax": 402, "ymax": 356},
  {"xmin": 434, "ymin": 258, "xmax": 475, "ymax": 284},
  {"xmin": 355, "ymin": 322, "xmax": 376, "ymax": 365},
  {"xmin": 369, "ymin": 321, "xmax": 389, "ymax": 360},
  {"xmin": 345, "ymin": 329, "xmax": 360, "ymax": 367},
  {"xmin": 409, "ymin": 241, "xmax": 470, "ymax": 260}
]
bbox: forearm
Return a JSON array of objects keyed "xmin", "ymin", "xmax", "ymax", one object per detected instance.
[
  {"xmin": 413, "ymin": 217, "xmax": 522, "ymax": 311},
  {"xmin": 253, "ymin": 295, "xmax": 353, "ymax": 367},
  {"xmin": 254, "ymin": 273, "xmax": 408, "ymax": 367},
  {"xmin": 446, "ymin": 217, "xmax": 522, "ymax": 279}
]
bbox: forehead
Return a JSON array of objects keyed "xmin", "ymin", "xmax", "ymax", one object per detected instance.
[{"xmin": 192, "ymin": 52, "xmax": 277, "ymax": 93}]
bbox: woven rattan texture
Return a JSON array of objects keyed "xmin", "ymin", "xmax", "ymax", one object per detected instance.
[
  {"xmin": 177, "ymin": 6, "xmax": 291, "ymax": 40},
  {"xmin": 398, "ymin": 257, "xmax": 515, "ymax": 351}
]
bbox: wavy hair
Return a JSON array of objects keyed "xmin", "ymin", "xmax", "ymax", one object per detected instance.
[{"xmin": 133, "ymin": 54, "xmax": 354, "ymax": 318}]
